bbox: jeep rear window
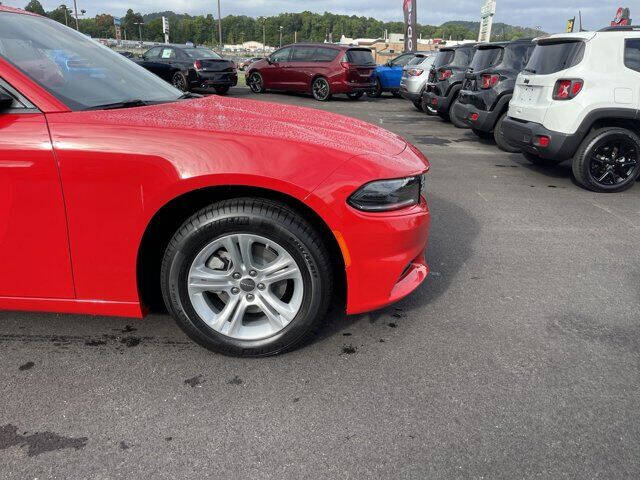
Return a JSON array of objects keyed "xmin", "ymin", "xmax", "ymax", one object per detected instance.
[
  {"xmin": 433, "ymin": 50, "xmax": 455, "ymax": 68},
  {"xmin": 346, "ymin": 49, "xmax": 375, "ymax": 65},
  {"xmin": 469, "ymin": 47, "xmax": 503, "ymax": 71},
  {"xmin": 450, "ymin": 47, "xmax": 475, "ymax": 67},
  {"xmin": 502, "ymin": 43, "xmax": 534, "ymax": 70},
  {"xmin": 524, "ymin": 41, "xmax": 585, "ymax": 75}
]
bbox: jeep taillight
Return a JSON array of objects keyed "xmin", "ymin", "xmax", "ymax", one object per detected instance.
[
  {"xmin": 481, "ymin": 74, "xmax": 500, "ymax": 89},
  {"xmin": 194, "ymin": 60, "xmax": 203, "ymax": 70},
  {"xmin": 553, "ymin": 79, "xmax": 583, "ymax": 100},
  {"xmin": 407, "ymin": 68, "xmax": 424, "ymax": 77},
  {"xmin": 438, "ymin": 69, "xmax": 452, "ymax": 81}
]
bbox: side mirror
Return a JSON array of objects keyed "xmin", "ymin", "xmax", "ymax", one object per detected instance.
[{"xmin": 0, "ymin": 92, "xmax": 13, "ymax": 111}]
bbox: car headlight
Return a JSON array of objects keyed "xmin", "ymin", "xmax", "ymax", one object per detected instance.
[{"xmin": 348, "ymin": 175, "xmax": 425, "ymax": 212}]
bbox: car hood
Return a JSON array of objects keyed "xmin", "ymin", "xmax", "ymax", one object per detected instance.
[{"xmin": 91, "ymin": 95, "xmax": 408, "ymax": 157}]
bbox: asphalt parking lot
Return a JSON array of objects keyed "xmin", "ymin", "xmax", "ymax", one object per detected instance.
[{"xmin": 2, "ymin": 87, "xmax": 640, "ymax": 479}]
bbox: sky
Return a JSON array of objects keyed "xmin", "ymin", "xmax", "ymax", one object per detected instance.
[{"xmin": 8, "ymin": 1, "xmax": 629, "ymax": 34}]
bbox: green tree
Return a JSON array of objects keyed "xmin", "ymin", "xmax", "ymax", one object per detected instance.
[{"xmin": 24, "ymin": 0, "xmax": 46, "ymax": 16}]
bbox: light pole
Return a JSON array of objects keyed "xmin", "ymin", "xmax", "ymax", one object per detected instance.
[
  {"xmin": 279, "ymin": 26, "xmax": 283, "ymax": 48},
  {"xmin": 72, "ymin": 0, "xmax": 79, "ymax": 30},
  {"xmin": 134, "ymin": 21, "xmax": 144, "ymax": 41},
  {"xmin": 217, "ymin": 0, "xmax": 223, "ymax": 49},
  {"xmin": 59, "ymin": 4, "xmax": 69, "ymax": 26},
  {"xmin": 260, "ymin": 17, "xmax": 266, "ymax": 56}
]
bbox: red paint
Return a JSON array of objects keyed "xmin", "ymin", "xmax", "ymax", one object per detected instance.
[
  {"xmin": 247, "ymin": 44, "xmax": 375, "ymax": 95},
  {"xmin": 0, "ymin": 7, "xmax": 431, "ymax": 319}
]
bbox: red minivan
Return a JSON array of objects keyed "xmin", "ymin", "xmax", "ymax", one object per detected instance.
[{"xmin": 247, "ymin": 44, "xmax": 376, "ymax": 101}]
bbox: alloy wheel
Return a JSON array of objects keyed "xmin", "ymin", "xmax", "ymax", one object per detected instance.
[
  {"xmin": 187, "ymin": 233, "xmax": 304, "ymax": 341},
  {"xmin": 172, "ymin": 73, "xmax": 187, "ymax": 92},
  {"xmin": 313, "ymin": 78, "xmax": 330, "ymax": 101},
  {"xmin": 248, "ymin": 73, "xmax": 263, "ymax": 93},
  {"xmin": 589, "ymin": 137, "xmax": 639, "ymax": 188}
]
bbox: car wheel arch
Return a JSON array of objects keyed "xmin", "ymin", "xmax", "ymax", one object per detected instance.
[{"xmin": 136, "ymin": 184, "xmax": 347, "ymax": 314}]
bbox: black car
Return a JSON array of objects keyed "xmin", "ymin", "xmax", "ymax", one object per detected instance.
[
  {"xmin": 136, "ymin": 44, "xmax": 237, "ymax": 95},
  {"xmin": 454, "ymin": 38, "xmax": 535, "ymax": 152},
  {"xmin": 422, "ymin": 43, "xmax": 477, "ymax": 126},
  {"xmin": 118, "ymin": 51, "xmax": 135, "ymax": 59}
]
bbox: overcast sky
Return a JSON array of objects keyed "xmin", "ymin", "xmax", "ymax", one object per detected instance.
[{"xmin": 10, "ymin": 0, "xmax": 627, "ymax": 34}]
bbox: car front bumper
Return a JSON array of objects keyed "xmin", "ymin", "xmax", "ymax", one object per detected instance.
[{"xmin": 501, "ymin": 117, "xmax": 582, "ymax": 161}]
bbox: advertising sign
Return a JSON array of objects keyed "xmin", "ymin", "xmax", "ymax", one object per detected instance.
[
  {"xmin": 162, "ymin": 16, "xmax": 170, "ymax": 44},
  {"xmin": 566, "ymin": 17, "xmax": 575, "ymax": 33},
  {"xmin": 403, "ymin": 0, "xmax": 417, "ymax": 52},
  {"xmin": 611, "ymin": 7, "xmax": 631, "ymax": 26},
  {"xmin": 114, "ymin": 17, "xmax": 122, "ymax": 41},
  {"xmin": 478, "ymin": 0, "xmax": 497, "ymax": 43}
]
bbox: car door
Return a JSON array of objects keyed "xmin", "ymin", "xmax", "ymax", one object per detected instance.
[
  {"xmin": 262, "ymin": 47, "xmax": 292, "ymax": 90},
  {"xmin": 0, "ymin": 79, "xmax": 74, "ymax": 298},
  {"xmin": 138, "ymin": 46, "xmax": 163, "ymax": 76},
  {"xmin": 288, "ymin": 46, "xmax": 317, "ymax": 91},
  {"xmin": 378, "ymin": 53, "xmax": 414, "ymax": 88}
]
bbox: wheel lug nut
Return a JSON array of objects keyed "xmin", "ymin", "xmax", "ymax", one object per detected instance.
[
  {"xmin": 249, "ymin": 270, "xmax": 257, "ymax": 277},
  {"xmin": 246, "ymin": 294, "xmax": 255, "ymax": 301},
  {"xmin": 257, "ymin": 283, "xmax": 265, "ymax": 290},
  {"xmin": 231, "ymin": 287, "xmax": 240, "ymax": 295},
  {"xmin": 232, "ymin": 272, "xmax": 241, "ymax": 280}
]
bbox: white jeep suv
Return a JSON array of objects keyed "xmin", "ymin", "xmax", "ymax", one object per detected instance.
[{"xmin": 502, "ymin": 27, "xmax": 640, "ymax": 192}]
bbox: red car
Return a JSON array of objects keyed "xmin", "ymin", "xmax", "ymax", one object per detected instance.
[
  {"xmin": 247, "ymin": 43, "xmax": 377, "ymax": 101},
  {"xmin": 0, "ymin": 7, "xmax": 431, "ymax": 356}
]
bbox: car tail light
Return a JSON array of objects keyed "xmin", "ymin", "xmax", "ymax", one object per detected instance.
[
  {"xmin": 194, "ymin": 60, "xmax": 203, "ymax": 70},
  {"xmin": 553, "ymin": 79, "xmax": 583, "ymax": 100},
  {"xmin": 481, "ymin": 74, "xmax": 500, "ymax": 89},
  {"xmin": 438, "ymin": 69, "xmax": 452, "ymax": 81},
  {"xmin": 535, "ymin": 135, "xmax": 550, "ymax": 148},
  {"xmin": 407, "ymin": 68, "xmax": 424, "ymax": 76},
  {"xmin": 341, "ymin": 61, "xmax": 351, "ymax": 70},
  {"xmin": 469, "ymin": 113, "xmax": 479, "ymax": 122}
]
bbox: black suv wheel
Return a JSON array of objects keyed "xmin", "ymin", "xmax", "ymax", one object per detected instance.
[{"xmin": 572, "ymin": 127, "xmax": 640, "ymax": 193}]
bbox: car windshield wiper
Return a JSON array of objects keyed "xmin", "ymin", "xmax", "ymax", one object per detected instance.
[
  {"xmin": 84, "ymin": 99, "xmax": 150, "ymax": 111},
  {"xmin": 178, "ymin": 92, "xmax": 203, "ymax": 99}
]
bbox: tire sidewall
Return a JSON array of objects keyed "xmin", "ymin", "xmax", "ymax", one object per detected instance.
[
  {"xmin": 494, "ymin": 113, "xmax": 522, "ymax": 153},
  {"xmin": 172, "ymin": 72, "xmax": 188, "ymax": 92},
  {"xmin": 163, "ymin": 206, "xmax": 328, "ymax": 356},
  {"xmin": 248, "ymin": 72, "xmax": 264, "ymax": 93},
  {"xmin": 312, "ymin": 77, "xmax": 331, "ymax": 101}
]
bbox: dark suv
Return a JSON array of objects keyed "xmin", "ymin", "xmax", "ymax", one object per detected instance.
[
  {"xmin": 246, "ymin": 44, "xmax": 376, "ymax": 101},
  {"xmin": 136, "ymin": 44, "xmax": 237, "ymax": 95},
  {"xmin": 454, "ymin": 39, "xmax": 535, "ymax": 152},
  {"xmin": 422, "ymin": 43, "xmax": 477, "ymax": 126}
]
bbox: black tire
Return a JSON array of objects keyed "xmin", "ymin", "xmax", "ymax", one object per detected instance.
[
  {"xmin": 572, "ymin": 127, "xmax": 640, "ymax": 193},
  {"xmin": 171, "ymin": 72, "xmax": 189, "ymax": 92},
  {"xmin": 412, "ymin": 99, "xmax": 423, "ymax": 112},
  {"xmin": 523, "ymin": 152, "xmax": 563, "ymax": 167},
  {"xmin": 312, "ymin": 77, "xmax": 332, "ymax": 101},
  {"xmin": 247, "ymin": 72, "xmax": 265, "ymax": 93},
  {"xmin": 367, "ymin": 78, "xmax": 383, "ymax": 98},
  {"xmin": 161, "ymin": 198, "xmax": 334, "ymax": 357},
  {"xmin": 438, "ymin": 111, "xmax": 451, "ymax": 122},
  {"xmin": 347, "ymin": 92, "xmax": 363, "ymax": 100},
  {"xmin": 449, "ymin": 98, "xmax": 469, "ymax": 129},
  {"xmin": 494, "ymin": 113, "xmax": 521, "ymax": 153},
  {"xmin": 471, "ymin": 128, "xmax": 493, "ymax": 140},
  {"xmin": 391, "ymin": 91, "xmax": 402, "ymax": 98},
  {"xmin": 422, "ymin": 95, "xmax": 437, "ymax": 115},
  {"xmin": 214, "ymin": 85, "xmax": 230, "ymax": 95}
]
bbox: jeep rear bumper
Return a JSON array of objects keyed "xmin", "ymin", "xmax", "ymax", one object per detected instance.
[
  {"xmin": 502, "ymin": 117, "xmax": 582, "ymax": 161},
  {"xmin": 455, "ymin": 101, "xmax": 501, "ymax": 132}
]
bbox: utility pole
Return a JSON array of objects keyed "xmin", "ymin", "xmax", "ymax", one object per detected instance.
[
  {"xmin": 73, "ymin": 0, "xmax": 79, "ymax": 30},
  {"xmin": 134, "ymin": 22, "xmax": 144, "ymax": 41},
  {"xmin": 279, "ymin": 26, "xmax": 283, "ymax": 48},
  {"xmin": 262, "ymin": 18, "xmax": 266, "ymax": 55},
  {"xmin": 217, "ymin": 0, "xmax": 223, "ymax": 49},
  {"xmin": 294, "ymin": 31, "xmax": 297, "ymax": 43}
]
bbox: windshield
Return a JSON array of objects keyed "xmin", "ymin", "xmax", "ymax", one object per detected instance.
[
  {"xmin": 407, "ymin": 55, "xmax": 427, "ymax": 66},
  {"xmin": 433, "ymin": 50, "xmax": 455, "ymax": 68},
  {"xmin": 502, "ymin": 43, "xmax": 534, "ymax": 70},
  {"xmin": 469, "ymin": 47, "xmax": 503, "ymax": 71},
  {"xmin": 525, "ymin": 41, "xmax": 585, "ymax": 75},
  {"xmin": 0, "ymin": 12, "xmax": 182, "ymax": 110},
  {"xmin": 183, "ymin": 47, "xmax": 222, "ymax": 59}
]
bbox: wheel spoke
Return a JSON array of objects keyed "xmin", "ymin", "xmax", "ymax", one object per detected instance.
[
  {"xmin": 260, "ymin": 256, "xmax": 297, "ymax": 281},
  {"xmin": 219, "ymin": 297, "xmax": 247, "ymax": 337},
  {"xmin": 189, "ymin": 267, "xmax": 233, "ymax": 293},
  {"xmin": 597, "ymin": 170, "xmax": 612, "ymax": 183},
  {"xmin": 256, "ymin": 291, "xmax": 296, "ymax": 324},
  {"xmin": 237, "ymin": 235, "xmax": 255, "ymax": 270},
  {"xmin": 221, "ymin": 236, "xmax": 242, "ymax": 271}
]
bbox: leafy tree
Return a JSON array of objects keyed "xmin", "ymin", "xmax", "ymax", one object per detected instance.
[{"xmin": 24, "ymin": 0, "xmax": 46, "ymax": 16}]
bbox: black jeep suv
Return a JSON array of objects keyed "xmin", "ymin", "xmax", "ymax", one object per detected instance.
[
  {"xmin": 136, "ymin": 44, "xmax": 237, "ymax": 95},
  {"xmin": 453, "ymin": 38, "xmax": 535, "ymax": 152},
  {"xmin": 421, "ymin": 43, "xmax": 477, "ymax": 127}
]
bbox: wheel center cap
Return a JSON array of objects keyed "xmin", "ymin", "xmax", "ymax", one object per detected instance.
[{"xmin": 239, "ymin": 278, "xmax": 256, "ymax": 292}]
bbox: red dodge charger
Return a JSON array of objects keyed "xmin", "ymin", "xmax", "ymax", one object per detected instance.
[{"xmin": 0, "ymin": 7, "xmax": 431, "ymax": 356}]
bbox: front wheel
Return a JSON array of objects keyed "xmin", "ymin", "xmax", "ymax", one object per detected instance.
[
  {"xmin": 494, "ymin": 113, "xmax": 521, "ymax": 153},
  {"xmin": 572, "ymin": 127, "xmax": 640, "ymax": 193},
  {"xmin": 347, "ymin": 92, "xmax": 363, "ymax": 100},
  {"xmin": 367, "ymin": 78, "xmax": 383, "ymax": 98},
  {"xmin": 312, "ymin": 77, "xmax": 332, "ymax": 101},
  {"xmin": 171, "ymin": 72, "xmax": 189, "ymax": 92},
  {"xmin": 247, "ymin": 72, "xmax": 266, "ymax": 93},
  {"xmin": 412, "ymin": 99, "xmax": 423, "ymax": 112},
  {"xmin": 214, "ymin": 85, "xmax": 230, "ymax": 95},
  {"xmin": 161, "ymin": 198, "xmax": 334, "ymax": 357}
]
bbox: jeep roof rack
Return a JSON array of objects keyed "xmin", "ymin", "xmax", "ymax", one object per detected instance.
[{"xmin": 598, "ymin": 25, "xmax": 640, "ymax": 32}]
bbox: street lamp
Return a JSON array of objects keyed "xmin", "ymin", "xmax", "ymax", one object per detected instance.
[
  {"xmin": 59, "ymin": 4, "xmax": 70, "ymax": 26},
  {"xmin": 217, "ymin": 0, "xmax": 223, "ymax": 49},
  {"xmin": 279, "ymin": 26, "xmax": 283, "ymax": 48},
  {"xmin": 134, "ymin": 21, "xmax": 144, "ymax": 41}
]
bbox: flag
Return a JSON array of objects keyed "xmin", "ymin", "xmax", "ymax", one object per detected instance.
[{"xmin": 403, "ymin": 0, "xmax": 417, "ymax": 52}]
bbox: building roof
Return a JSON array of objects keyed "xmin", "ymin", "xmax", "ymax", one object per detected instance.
[{"xmin": 0, "ymin": 5, "xmax": 40, "ymax": 16}]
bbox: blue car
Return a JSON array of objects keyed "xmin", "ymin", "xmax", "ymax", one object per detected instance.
[{"xmin": 369, "ymin": 52, "xmax": 421, "ymax": 98}]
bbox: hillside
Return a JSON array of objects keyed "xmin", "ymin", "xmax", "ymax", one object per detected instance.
[{"xmin": 441, "ymin": 21, "xmax": 545, "ymax": 40}]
